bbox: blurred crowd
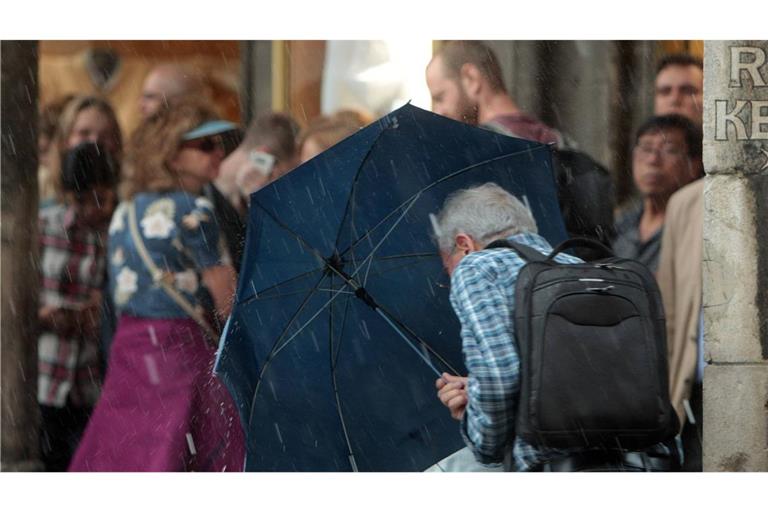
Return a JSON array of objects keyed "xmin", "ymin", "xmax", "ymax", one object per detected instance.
[{"xmin": 34, "ymin": 41, "xmax": 704, "ymax": 472}]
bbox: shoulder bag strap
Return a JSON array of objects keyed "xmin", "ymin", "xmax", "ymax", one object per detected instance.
[{"xmin": 127, "ymin": 201, "xmax": 219, "ymax": 343}]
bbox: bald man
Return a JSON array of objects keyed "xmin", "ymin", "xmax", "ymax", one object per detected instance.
[{"xmin": 139, "ymin": 64, "xmax": 204, "ymax": 119}]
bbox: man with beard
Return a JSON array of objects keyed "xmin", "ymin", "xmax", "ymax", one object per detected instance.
[
  {"xmin": 426, "ymin": 41, "xmax": 562, "ymax": 145},
  {"xmin": 425, "ymin": 41, "xmax": 615, "ymax": 256}
]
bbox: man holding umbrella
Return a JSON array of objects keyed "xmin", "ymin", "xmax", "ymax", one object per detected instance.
[
  {"xmin": 433, "ymin": 183, "xmax": 581, "ymax": 470},
  {"xmin": 433, "ymin": 183, "xmax": 677, "ymax": 471},
  {"xmin": 214, "ymin": 102, "xmax": 577, "ymax": 472}
]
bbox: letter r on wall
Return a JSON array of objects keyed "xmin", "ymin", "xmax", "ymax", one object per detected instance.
[{"xmin": 730, "ymin": 47, "xmax": 768, "ymax": 87}]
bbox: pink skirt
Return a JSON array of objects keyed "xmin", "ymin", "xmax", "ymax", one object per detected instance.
[{"xmin": 69, "ymin": 316, "xmax": 245, "ymax": 472}]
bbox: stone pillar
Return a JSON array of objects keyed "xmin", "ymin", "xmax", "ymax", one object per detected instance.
[
  {"xmin": 240, "ymin": 41, "xmax": 273, "ymax": 126},
  {"xmin": 703, "ymin": 40, "xmax": 768, "ymax": 472},
  {"xmin": 1, "ymin": 41, "xmax": 42, "ymax": 471}
]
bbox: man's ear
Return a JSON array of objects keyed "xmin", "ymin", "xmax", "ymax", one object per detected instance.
[
  {"xmin": 459, "ymin": 63, "xmax": 483, "ymax": 98},
  {"xmin": 455, "ymin": 233, "xmax": 479, "ymax": 254}
]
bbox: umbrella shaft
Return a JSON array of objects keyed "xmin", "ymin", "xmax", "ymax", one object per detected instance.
[
  {"xmin": 375, "ymin": 309, "xmax": 441, "ymax": 378},
  {"xmin": 325, "ymin": 260, "xmax": 441, "ymax": 377}
]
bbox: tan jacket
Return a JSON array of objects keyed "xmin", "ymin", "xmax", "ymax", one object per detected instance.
[{"xmin": 656, "ymin": 179, "xmax": 704, "ymax": 428}]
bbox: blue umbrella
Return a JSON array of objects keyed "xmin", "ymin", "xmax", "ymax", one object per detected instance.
[{"xmin": 214, "ymin": 103, "xmax": 567, "ymax": 471}]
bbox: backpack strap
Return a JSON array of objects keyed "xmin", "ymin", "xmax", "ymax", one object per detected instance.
[
  {"xmin": 486, "ymin": 239, "xmax": 547, "ymax": 262},
  {"xmin": 546, "ymin": 237, "xmax": 614, "ymax": 262}
]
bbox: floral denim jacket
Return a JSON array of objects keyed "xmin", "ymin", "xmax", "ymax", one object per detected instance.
[{"xmin": 108, "ymin": 190, "xmax": 223, "ymax": 319}]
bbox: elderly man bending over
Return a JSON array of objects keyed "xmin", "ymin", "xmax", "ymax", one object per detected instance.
[{"xmin": 432, "ymin": 182, "xmax": 583, "ymax": 471}]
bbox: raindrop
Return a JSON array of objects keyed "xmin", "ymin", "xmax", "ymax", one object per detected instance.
[
  {"xmin": 317, "ymin": 176, "xmax": 327, "ymax": 197},
  {"xmin": 250, "ymin": 280, "xmax": 258, "ymax": 299},
  {"xmin": 92, "ymin": 189, "xmax": 102, "ymax": 209},
  {"xmin": 425, "ymin": 277, "xmax": 435, "ymax": 297},
  {"xmin": 359, "ymin": 320, "xmax": 370, "ymax": 340},
  {"xmin": 268, "ymin": 379, "xmax": 278, "ymax": 401},
  {"xmin": 310, "ymin": 331, "xmax": 321, "ymax": 353},
  {"xmin": 148, "ymin": 325, "xmax": 159, "ymax": 346},
  {"xmin": 273, "ymin": 422, "xmax": 284, "ymax": 447},
  {"xmin": 521, "ymin": 194, "xmax": 532, "ymax": 213},
  {"xmin": 186, "ymin": 433, "xmax": 197, "ymax": 455},
  {"xmin": 419, "ymin": 343, "xmax": 432, "ymax": 366},
  {"xmin": 143, "ymin": 354, "xmax": 161, "ymax": 385}
]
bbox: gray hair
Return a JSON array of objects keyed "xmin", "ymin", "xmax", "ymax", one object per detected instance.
[{"xmin": 432, "ymin": 182, "xmax": 538, "ymax": 252}]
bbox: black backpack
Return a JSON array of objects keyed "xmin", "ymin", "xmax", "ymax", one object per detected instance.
[{"xmin": 486, "ymin": 237, "xmax": 679, "ymax": 451}]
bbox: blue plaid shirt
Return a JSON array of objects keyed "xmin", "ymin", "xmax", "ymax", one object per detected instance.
[{"xmin": 449, "ymin": 232, "xmax": 581, "ymax": 471}]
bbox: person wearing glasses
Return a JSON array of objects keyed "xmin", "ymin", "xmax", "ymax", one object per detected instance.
[
  {"xmin": 69, "ymin": 100, "xmax": 244, "ymax": 472},
  {"xmin": 611, "ymin": 115, "xmax": 703, "ymax": 272}
]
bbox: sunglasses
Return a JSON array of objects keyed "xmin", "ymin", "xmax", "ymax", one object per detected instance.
[{"xmin": 180, "ymin": 137, "xmax": 222, "ymax": 154}]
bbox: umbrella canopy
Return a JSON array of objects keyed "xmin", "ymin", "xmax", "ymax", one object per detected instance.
[{"xmin": 214, "ymin": 103, "xmax": 568, "ymax": 471}]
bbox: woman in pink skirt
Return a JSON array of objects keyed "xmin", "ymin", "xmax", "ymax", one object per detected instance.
[{"xmin": 70, "ymin": 100, "xmax": 244, "ymax": 471}]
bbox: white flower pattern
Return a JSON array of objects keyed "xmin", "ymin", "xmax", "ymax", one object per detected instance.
[
  {"xmin": 109, "ymin": 203, "xmax": 127, "ymax": 234},
  {"xmin": 181, "ymin": 213, "xmax": 200, "ymax": 229},
  {"xmin": 141, "ymin": 211, "xmax": 176, "ymax": 239},
  {"xmin": 111, "ymin": 246, "xmax": 126, "ymax": 266},
  {"xmin": 181, "ymin": 211, "xmax": 210, "ymax": 230},
  {"xmin": 174, "ymin": 270, "xmax": 199, "ymax": 294},
  {"xmin": 110, "ymin": 193, "xmax": 220, "ymax": 314},
  {"xmin": 115, "ymin": 266, "xmax": 138, "ymax": 305},
  {"xmin": 145, "ymin": 198, "xmax": 176, "ymax": 219},
  {"xmin": 194, "ymin": 197, "xmax": 214, "ymax": 211}
]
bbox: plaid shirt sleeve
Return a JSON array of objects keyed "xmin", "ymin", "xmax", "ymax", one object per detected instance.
[{"xmin": 449, "ymin": 259, "xmax": 522, "ymax": 465}]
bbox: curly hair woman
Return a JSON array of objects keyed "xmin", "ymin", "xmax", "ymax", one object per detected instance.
[{"xmin": 69, "ymin": 99, "xmax": 244, "ymax": 471}]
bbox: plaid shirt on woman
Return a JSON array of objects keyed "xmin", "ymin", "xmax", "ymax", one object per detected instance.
[
  {"xmin": 37, "ymin": 203, "xmax": 106, "ymax": 408},
  {"xmin": 449, "ymin": 232, "xmax": 581, "ymax": 471}
]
